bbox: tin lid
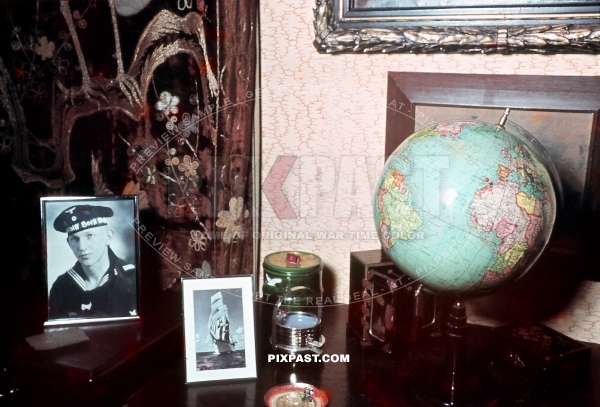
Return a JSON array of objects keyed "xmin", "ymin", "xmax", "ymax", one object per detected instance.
[{"xmin": 263, "ymin": 251, "xmax": 322, "ymax": 274}]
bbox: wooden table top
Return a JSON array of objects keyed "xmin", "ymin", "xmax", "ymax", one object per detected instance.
[{"xmin": 124, "ymin": 302, "xmax": 600, "ymax": 407}]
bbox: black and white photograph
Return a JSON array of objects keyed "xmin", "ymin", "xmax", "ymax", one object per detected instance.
[
  {"xmin": 41, "ymin": 196, "xmax": 139, "ymax": 325},
  {"xmin": 183, "ymin": 275, "xmax": 256, "ymax": 383}
]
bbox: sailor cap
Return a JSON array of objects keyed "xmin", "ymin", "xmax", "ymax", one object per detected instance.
[{"xmin": 53, "ymin": 205, "xmax": 114, "ymax": 236}]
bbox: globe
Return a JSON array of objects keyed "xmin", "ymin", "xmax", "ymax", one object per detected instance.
[{"xmin": 374, "ymin": 119, "xmax": 558, "ymax": 296}]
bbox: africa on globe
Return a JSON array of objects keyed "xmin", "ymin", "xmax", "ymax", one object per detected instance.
[{"xmin": 374, "ymin": 119, "xmax": 557, "ymax": 296}]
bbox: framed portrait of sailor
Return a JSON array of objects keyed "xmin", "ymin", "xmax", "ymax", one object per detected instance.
[
  {"xmin": 182, "ymin": 275, "xmax": 257, "ymax": 383},
  {"xmin": 41, "ymin": 196, "xmax": 139, "ymax": 325}
]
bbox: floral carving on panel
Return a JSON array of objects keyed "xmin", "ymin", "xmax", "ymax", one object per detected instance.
[
  {"xmin": 0, "ymin": 0, "xmax": 258, "ymax": 294},
  {"xmin": 216, "ymin": 197, "xmax": 249, "ymax": 244}
]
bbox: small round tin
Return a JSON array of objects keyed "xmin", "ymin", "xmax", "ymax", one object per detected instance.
[
  {"xmin": 271, "ymin": 287, "xmax": 325, "ymax": 354},
  {"xmin": 275, "ymin": 311, "xmax": 322, "ymax": 350}
]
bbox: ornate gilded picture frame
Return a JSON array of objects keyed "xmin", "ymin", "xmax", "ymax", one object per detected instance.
[{"xmin": 314, "ymin": 0, "xmax": 600, "ymax": 53}]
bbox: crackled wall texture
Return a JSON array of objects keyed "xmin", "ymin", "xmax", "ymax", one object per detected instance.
[{"xmin": 259, "ymin": 2, "xmax": 600, "ymax": 341}]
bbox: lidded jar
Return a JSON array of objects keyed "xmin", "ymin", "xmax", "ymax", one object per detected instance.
[{"xmin": 262, "ymin": 251, "xmax": 323, "ymax": 304}]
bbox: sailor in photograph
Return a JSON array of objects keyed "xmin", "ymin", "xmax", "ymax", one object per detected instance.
[{"xmin": 48, "ymin": 204, "xmax": 137, "ymax": 319}]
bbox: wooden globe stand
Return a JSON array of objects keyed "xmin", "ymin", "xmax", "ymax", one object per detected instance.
[{"xmin": 410, "ymin": 298, "xmax": 493, "ymax": 407}]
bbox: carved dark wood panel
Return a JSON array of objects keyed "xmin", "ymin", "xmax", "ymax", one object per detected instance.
[{"xmin": 0, "ymin": 0, "xmax": 258, "ymax": 346}]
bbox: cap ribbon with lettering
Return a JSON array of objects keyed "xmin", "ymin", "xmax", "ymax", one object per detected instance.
[{"xmin": 53, "ymin": 205, "xmax": 114, "ymax": 236}]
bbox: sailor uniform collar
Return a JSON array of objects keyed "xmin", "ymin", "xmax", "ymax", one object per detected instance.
[{"xmin": 68, "ymin": 247, "xmax": 120, "ymax": 292}]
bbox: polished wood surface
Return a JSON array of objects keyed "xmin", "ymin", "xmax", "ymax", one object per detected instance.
[
  {"xmin": 125, "ymin": 302, "xmax": 600, "ymax": 407},
  {"xmin": 6, "ymin": 293, "xmax": 184, "ymax": 407},
  {"xmin": 7, "ymin": 300, "xmax": 598, "ymax": 406}
]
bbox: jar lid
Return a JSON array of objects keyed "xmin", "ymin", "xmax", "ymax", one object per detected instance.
[{"xmin": 263, "ymin": 251, "xmax": 322, "ymax": 274}]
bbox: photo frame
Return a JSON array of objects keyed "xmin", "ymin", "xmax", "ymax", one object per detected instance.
[
  {"xmin": 41, "ymin": 196, "xmax": 140, "ymax": 325},
  {"xmin": 182, "ymin": 275, "xmax": 257, "ymax": 383},
  {"xmin": 385, "ymin": 72, "xmax": 600, "ymax": 279},
  {"xmin": 313, "ymin": 0, "xmax": 600, "ymax": 53}
]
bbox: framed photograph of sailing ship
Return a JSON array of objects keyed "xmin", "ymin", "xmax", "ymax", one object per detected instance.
[{"xmin": 182, "ymin": 275, "xmax": 257, "ymax": 383}]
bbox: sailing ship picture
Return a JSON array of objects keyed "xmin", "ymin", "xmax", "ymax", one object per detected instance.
[
  {"xmin": 183, "ymin": 275, "xmax": 256, "ymax": 383},
  {"xmin": 194, "ymin": 288, "xmax": 246, "ymax": 371}
]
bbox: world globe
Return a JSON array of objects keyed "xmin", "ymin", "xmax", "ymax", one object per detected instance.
[{"xmin": 374, "ymin": 118, "xmax": 558, "ymax": 296}]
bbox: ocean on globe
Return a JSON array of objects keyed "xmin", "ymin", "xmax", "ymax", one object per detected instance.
[{"xmin": 374, "ymin": 120, "xmax": 557, "ymax": 296}]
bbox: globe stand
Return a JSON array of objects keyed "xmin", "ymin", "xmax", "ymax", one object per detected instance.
[{"xmin": 410, "ymin": 298, "xmax": 492, "ymax": 407}]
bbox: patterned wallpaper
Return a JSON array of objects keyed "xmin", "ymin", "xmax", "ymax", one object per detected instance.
[{"xmin": 259, "ymin": 1, "xmax": 600, "ymax": 341}]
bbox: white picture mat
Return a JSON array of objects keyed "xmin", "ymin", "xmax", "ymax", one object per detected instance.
[{"xmin": 183, "ymin": 275, "xmax": 257, "ymax": 383}]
